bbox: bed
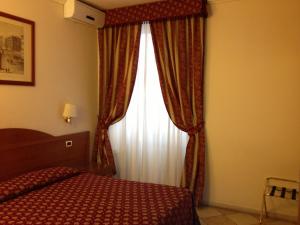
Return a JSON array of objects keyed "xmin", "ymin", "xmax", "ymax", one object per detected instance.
[{"xmin": 0, "ymin": 128, "xmax": 200, "ymax": 225}]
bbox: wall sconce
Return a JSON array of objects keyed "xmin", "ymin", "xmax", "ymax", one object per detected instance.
[{"xmin": 63, "ymin": 103, "xmax": 77, "ymax": 123}]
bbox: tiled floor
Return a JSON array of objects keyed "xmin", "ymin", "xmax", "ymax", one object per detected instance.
[{"xmin": 197, "ymin": 206, "xmax": 297, "ymax": 225}]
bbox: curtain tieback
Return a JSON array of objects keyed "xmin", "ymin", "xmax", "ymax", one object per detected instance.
[
  {"xmin": 98, "ymin": 118, "xmax": 109, "ymax": 129},
  {"xmin": 187, "ymin": 122, "xmax": 204, "ymax": 136},
  {"xmin": 98, "ymin": 118, "xmax": 109, "ymax": 141}
]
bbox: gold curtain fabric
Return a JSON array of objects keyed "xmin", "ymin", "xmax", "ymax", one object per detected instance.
[
  {"xmin": 93, "ymin": 24, "xmax": 142, "ymax": 173},
  {"xmin": 150, "ymin": 16, "xmax": 206, "ymax": 206}
]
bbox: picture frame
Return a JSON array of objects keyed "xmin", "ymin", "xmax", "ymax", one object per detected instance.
[{"xmin": 0, "ymin": 11, "xmax": 35, "ymax": 86}]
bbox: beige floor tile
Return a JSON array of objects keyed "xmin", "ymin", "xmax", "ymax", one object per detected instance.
[
  {"xmin": 226, "ymin": 213, "xmax": 259, "ymax": 225},
  {"xmin": 255, "ymin": 216, "xmax": 279, "ymax": 224},
  {"xmin": 263, "ymin": 221, "xmax": 297, "ymax": 225},
  {"xmin": 217, "ymin": 207, "xmax": 239, "ymax": 215},
  {"xmin": 198, "ymin": 207, "xmax": 222, "ymax": 218},
  {"xmin": 202, "ymin": 215, "xmax": 236, "ymax": 225},
  {"xmin": 197, "ymin": 206, "xmax": 296, "ymax": 225},
  {"xmin": 199, "ymin": 218, "xmax": 209, "ymax": 225}
]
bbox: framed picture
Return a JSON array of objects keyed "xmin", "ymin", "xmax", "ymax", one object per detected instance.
[{"xmin": 0, "ymin": 11, "xmax": 35, "ymax": 86}]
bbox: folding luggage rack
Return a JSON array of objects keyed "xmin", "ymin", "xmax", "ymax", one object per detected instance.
[{"xmin": 259, "ymin": 177, "xmax": 299, "ymax": 224}]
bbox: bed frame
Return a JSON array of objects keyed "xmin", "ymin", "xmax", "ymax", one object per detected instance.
[{"xmin": 0, "ymin": 128, "xmax": 90, "ymax": 181}]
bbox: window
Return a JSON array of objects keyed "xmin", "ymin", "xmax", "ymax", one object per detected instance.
[{"xmin": 109, "ymin": 23, "xmax": 188, "ymax": 186}]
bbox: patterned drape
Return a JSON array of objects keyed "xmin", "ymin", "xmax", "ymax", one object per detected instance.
[
  {"xmin": 93, "ymin": 24, "xmax": 142, "ymax": 173},
  {"xmin": 105, "ymin": 0, "xmax": 207, "ymax": 27},
  {"xmin": 150, "ymin": 16, "xmax": 206, "ymax": 206}
]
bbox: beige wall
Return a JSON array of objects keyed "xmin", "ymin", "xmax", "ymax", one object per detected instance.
[
  {"xmin": 0, "ymin": 0, "xmax": 98, "ymax": 140},
  {"xmin": 205, "ymin": 0, "xmax": 300, "ymax": 218}
]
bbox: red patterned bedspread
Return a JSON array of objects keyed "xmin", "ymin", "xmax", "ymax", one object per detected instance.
[{"xmin": 0, "ymin": 173, "xmax": 199, "ymax": 225}]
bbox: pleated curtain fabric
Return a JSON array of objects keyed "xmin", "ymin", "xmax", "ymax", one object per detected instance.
[
  {"xmin": 150, "ymin": 16, "xmax": 206, "ymax": 206},
  {"xmin": 93, "ymin": 24, "xmax": 142, "ymax": 173}
]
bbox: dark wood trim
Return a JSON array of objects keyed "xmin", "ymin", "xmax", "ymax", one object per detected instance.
[
  {"xmin": 0, "ymin": 11, "xmax": 34, "ymax": 25},
  {"xmin": 0, "ymin": 129, "xmax": 89, "ymax": 181},
  {"xmin": 0, "ymin": 11, "xmax": 35, "ymax": 86},
  {"xmin": 0, "ymin": 128, "xmax": 53, "ymax": 147}
]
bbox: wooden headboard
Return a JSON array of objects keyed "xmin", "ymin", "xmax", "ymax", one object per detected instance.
[{"xmin": 0, "ymin": 128, "xmax": 90, "ymax": 181}]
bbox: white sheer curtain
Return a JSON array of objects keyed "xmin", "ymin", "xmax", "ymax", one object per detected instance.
[{"xmin": 109, "ymin": 23, "xmax": 188, "ymax": 187}]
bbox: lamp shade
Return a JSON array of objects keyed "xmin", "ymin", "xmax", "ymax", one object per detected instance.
[{"xmin": 63, "ymin": 103, "xmax": 77, "ymax": 118}]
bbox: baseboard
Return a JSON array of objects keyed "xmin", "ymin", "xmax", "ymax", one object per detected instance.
[{"xmin": 202, "ymin": 200, "xmax": 298, "ymax": 223}]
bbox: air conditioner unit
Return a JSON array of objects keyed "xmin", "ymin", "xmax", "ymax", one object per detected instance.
[{"xmin": 64, "ymin": 0, "xmax": 105, "ymax": 28}]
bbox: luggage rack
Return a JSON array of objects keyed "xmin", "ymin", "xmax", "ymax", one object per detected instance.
[{"xmin": 259, "ymin": 177, "xmax": 299, "ymax": 224}]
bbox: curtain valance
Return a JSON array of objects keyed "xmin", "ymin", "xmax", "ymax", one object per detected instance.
[{"xmin": 104, "ymin": 0, "xmax": 207, "ymax": 27}]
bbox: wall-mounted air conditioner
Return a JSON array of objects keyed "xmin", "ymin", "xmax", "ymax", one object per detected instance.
[{"xmin": 64, "ymin": 0, "xmax": 105, "ymax": 28}]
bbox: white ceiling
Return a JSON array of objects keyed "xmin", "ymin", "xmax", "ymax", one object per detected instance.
[{"xmin": 52, "ymin": 0, "xmax": 161, "ymax": 10}]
